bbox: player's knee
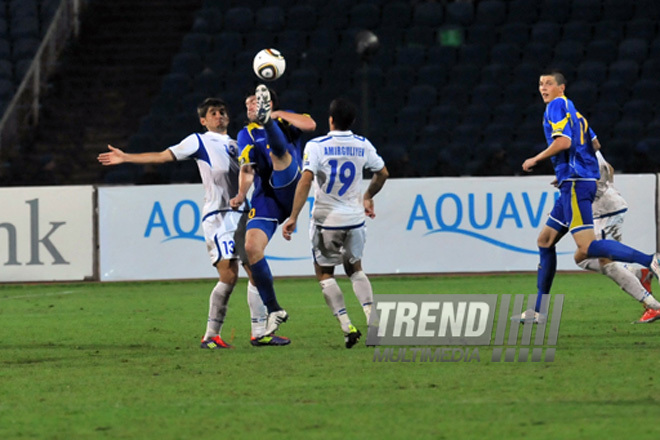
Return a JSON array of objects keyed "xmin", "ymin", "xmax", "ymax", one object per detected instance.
[
  {"xmin": 244, "ymin": 241, "xmax": 264, "ymax": 262},
  {"xmin": 220, "ymin": 269, "xmax": 238, "ymax": 285},
  {"xmin": 537, "ymin": 235, "xmax": 553, "ymax": 248},
  {"xmin": 574, "ymin": 248, "xmax": 589, "ymax": 264}
]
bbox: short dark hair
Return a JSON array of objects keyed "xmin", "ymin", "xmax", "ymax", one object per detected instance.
[
  {"xmin": 329, "ymin": 97, "xmax": 356, "ymax": 131},
  {"xmin": 197, "ymin": 97, "xmax": 227, "ymax": 118},
  {"xmin": 541, "ymin": 70, "xmax": 567, "ymax": 86}
]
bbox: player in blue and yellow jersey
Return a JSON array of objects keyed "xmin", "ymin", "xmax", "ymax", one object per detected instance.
[
  {"xmin": 230, "ymin": 85, "xmax": 317, "ymax": 342},
  {"xmin": 520, "ymin": 71, "xmax": 660, "ymax": 322}
]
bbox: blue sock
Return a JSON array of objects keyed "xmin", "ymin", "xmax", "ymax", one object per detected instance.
[
  {"xmin": 536, "ymin": 247, "xmax": 556, "ymax": 312},
  {"xmin": 587, "ymin": 240, "xmax": 653, "ymax": 266},
  {"xmin": 264, "ymin": 120, "xmax": 289, "ymax": 157},
  {"xmin": 250, "ymin": 258, "xmax": 281, "ymax": 313}
]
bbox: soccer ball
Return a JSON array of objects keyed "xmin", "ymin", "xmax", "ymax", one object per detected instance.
[{"xmin": 253, "ymin": 48, "xmax": 286, "ymax": 81}]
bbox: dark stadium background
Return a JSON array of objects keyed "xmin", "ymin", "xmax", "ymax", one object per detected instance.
[{"xmin": 0, "ymin": 0, "xmax": 658, "ymax": 186}]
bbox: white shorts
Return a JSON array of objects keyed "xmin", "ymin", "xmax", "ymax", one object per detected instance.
[
  {"xmin": 202, "ymin": 210, "xmax": 247, "ymax": 266},
  {"xmin": 593, "ymin": 212, "xmax": 625, "ymax": 242},
  {"xmin": 310, "ymin": 223, "xmax": 366, "ymax": 267}
]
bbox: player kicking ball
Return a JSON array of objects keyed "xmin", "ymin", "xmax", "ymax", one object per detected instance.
[{"xmin": 230, "ymin": 85, "xmax": 317, "ymax": 342}]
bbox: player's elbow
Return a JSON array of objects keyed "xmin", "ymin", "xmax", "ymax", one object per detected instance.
[
  {"xmin": 377, "ymin": 166, "xmax": 389, "ymax": 180},
  {"xmin": 303, "ymin": 119, "xmax": 317, "ymax": 132}
]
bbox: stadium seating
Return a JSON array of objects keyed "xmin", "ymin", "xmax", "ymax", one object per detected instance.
[
  {"xmin": 622, "ymin": 99, "xmax": 654, "ymax": 125},
  {"xmin": 180, "ymin": 33, "xmax": 211, "ymax": 56},
  {"xmin": 428, "ymin": 103, "xmax": 459, "ymax": 131},
  {"xmin": 490, "ymin": 43, "xmax": 521, "ymax": 67},
  {"xmin": 602, "ymin": 0, "xmax": 634, "ymax": 21},
  {"xmin": 617, "ymin": 38, "xmax": 649, "ymax": 63},
  {"xmin": 585, "ymin": 39, "xmax": 618, "ymax": 64},
  {"xmin": 625, "ymin": 18, "xmax": 656, "ymax": 40},
  {"xmin": 563, "ymin": 21, "xmax": 592, "ymax": 43},
  {"xmin": 608, "ymin": 60, "xmax": 639, "ymax": 83},
  {"xmin": 412, "ymin": 2, "xmax": 444, "ymax": 28},
  {"xmin": 568, "ymin": 80, "xmax": 598, "ymax": 112},
  {"xmin": 577, "ymin": 60, "xmax": 608, "ymax": 83},
  {"xmin": 571, "ymin": 0, "xmax": 602, "ymax": 22},
  {"xmin": 538, "ymin": 0, "xmax": 571, "ymax": 24},
  {"xmin": 593, "ymin": 20, "xmax": 624, "ymax": 43},
  {"xmin": 286, "ymin": 5, "xmax": 318, "ymax": 31},
  {"xmin": 256, "ymin": 6, "xmax": 285, "ymax": 32},
  {"xmin": 125, "ymin": 0, "xmax": 660, "ymax": 180},
  {"xmin": 498, "ymin": 22, "xmax": 529, "ymax": 45},
  {"xmin": 506, "ymin": 0, "xmax": 539, "ymax": 23},
  {"xmin": 445, "ymin": 1, "xmax": 474, "ymax": 26},
  {"xmin": 474, "ymin": 0, "xmax": 507, "ymax": 26},
  {"xmin": 407, "ymin": 84, "xmax": 438, "ymax": 110},
  {"xmin": 382, "ymin": 2, "xmax": 411, "ymax": 30},
  {"xmin": 481, "ymin": 63, "xmax": 510, "ymax": 87},
  {"xmin": 223, "ymin": 7, "xmax": 253, "ymax": 32}
]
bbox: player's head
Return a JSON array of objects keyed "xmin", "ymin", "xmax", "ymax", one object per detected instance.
[
  {"xmin": 539, "ymin": 70, "xmax": 566, "ymax": 104},
  {"xmin": 328, "ymin": 97, "xmax": 356, "ymax": 131},
  {"xmin": 198, "ymin": 97, "xmax": 229, "ymax": 133}
]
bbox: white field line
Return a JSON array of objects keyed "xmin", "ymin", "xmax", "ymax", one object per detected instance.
[{"xmin": 0, "ymin": 290, "xmax": 88, "ymax": 300}]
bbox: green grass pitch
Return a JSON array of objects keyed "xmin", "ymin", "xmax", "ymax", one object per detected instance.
[{"xmin": 1, "ymin": 273, "xmax": 660, "ymax": 439}]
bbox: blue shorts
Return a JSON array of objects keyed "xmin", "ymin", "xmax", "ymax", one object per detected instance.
[
  {"xmin": 546, "ymin": 180, "xmax": 596, "ymax": 234},
  {"xmin": 248, "ymin": 160, "xmax": 301, "ymax": 226},
  {"xmin": 246, "ymin": 217, "xmax": 278, "ymax": 241}
]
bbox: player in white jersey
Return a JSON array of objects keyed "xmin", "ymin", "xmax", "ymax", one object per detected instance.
[
  {"xmin": 593, "ymin": 148, "xmax": 628, "ymax": 242},
  {"xmin": 575, "ymin": 138, "xmax": 658, "ymax": 323},
  {"xmin": 98, "ymin": 98, "xmax": 286, "ymax": 348},
  {"xmin": 282, "ymin": 98, "xmax": 389, "ymax": 348}
]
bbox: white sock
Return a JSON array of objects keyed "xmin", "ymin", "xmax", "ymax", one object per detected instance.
[
  {"xmin": 624, "ymin": 263, "xmax": 649, "ymax": 284},
  {"xmin": 642, "ymin": 293, "xmax": 660, "ymax": 310},
  {"xmin": 204, "ymin": 281, "xmax": 233, "ymax": 340},
  {"xmin": 350, "ymin": 271, "xmax": 374, "ymax": 323},
  {"xmin": 577, "ymin": 258, "xmax": 604, "ymax": 273},
  {"xmin": 320, "ymin": 278, "xmax": 351, "ymax": 333},
  {"xmin": 247, "ymin": 282, "xmax": 267, "ymax": 338},
  {"xmin": 602, "ymin": 262, "xmax": 649, "ymax": 303}
]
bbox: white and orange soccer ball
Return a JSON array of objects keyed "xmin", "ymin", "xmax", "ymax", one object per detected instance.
[{"xmin": 252, "ymin": 48, "xmax": 286, "ymax": 81}]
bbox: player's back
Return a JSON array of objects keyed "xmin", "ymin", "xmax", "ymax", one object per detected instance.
[{"xmin": 304, "ymin": 131, "xmax": 384, "ymax": 227}]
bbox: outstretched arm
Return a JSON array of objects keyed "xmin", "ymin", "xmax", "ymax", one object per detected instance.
[
  {"xmin": 271, "ymin": 110, "xmax": 317, "ymax": 132},
  {"xmin": 98, "ymin": 144, "xmax": 174, "ymax": 166},
  {"xmin": 363, "ymin": 166, "xmax": 389, "ymax": 219},
  {"xmin": 282, "ymin": 170, "xmax": 314, "ymax": 240}
]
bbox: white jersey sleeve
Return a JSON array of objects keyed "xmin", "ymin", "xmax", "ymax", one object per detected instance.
[
  {"xmin": 302, "ymin": 139, "xmax": 321, "ymax": 175},
  {"xmin": 364, "ymin": 138, "xmax": 385, "ymax": 172},
  {"xmin": 169, "ymin": 134, "xmax": 199, "ymax": 160},
  {"xmin": 593, "ymin": 151, "xmax": 628, "ymax": 218}
]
